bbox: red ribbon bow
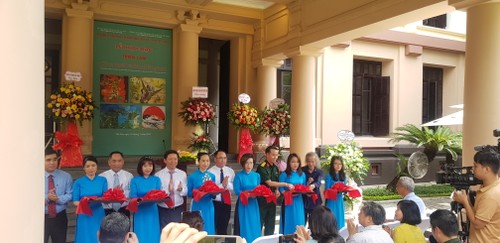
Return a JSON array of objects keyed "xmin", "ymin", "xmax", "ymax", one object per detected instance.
[
  {"xmin": 52, "ymin": 122, "xmax": 84, "ymax": 167},
  {"xmin": 193, "ymin": 181, "xmax": 231, "ymax": 205},
  {"xmin": 240, "ymin": 185, "xmax": 277, "ymax": 205},
  {"xmin": 126, "ymin": 190, "xmax": 173, "ymax": 213},
  {"xmin": 283, "ymin": 184, "xmax": 318, "ymax": 206},
  {"xmin": 237, "ymin": 128, "xmax": 254, "ymax": 162},
  {"xmin": 76, "ymin": 196, "xmax": 98, "ymax": 216},
  {"xmin": 102, "ymin": 188, "xmax": 127, "ymax": 201},
  {"xmin": 324, "ymin": 182, "xmax": 361, "ymax": 201}
]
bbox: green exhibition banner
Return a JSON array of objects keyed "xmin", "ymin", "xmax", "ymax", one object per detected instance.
[{"xmin": 92, "ymin": 21, "xmax": 172, "ymax": 156}]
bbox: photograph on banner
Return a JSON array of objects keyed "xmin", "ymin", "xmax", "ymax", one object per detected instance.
[
  {"xmin": 130, "ymin": 76, "xmax": 166, "ymax": 104},
  {"xmin": 100, "ymin": 74, "xmax": 128, "ymax": 103},
  {"xmin": 142, "ymin": 105, "xmax": 166, "ymax": 129},
  {"xmin": 99, "ymin": 104, "xmax": 141, "ymax": 129}
]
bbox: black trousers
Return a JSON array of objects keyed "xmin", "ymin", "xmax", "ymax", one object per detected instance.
[
  {"xmin": 213, "ymin": 200, "xmax": 232, "ymax": 235},
  {"xmin": 158, "ymin": 205, "xmax": 183, "ymax": 232},
  {"xmin": 44, "ymin": 210, "xmax": 68, "ymax": 243}
]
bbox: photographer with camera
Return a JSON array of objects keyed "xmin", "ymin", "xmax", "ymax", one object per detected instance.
[{"xmin": 452, "ymin": 146, "xmax": 500, "ymax": 242}]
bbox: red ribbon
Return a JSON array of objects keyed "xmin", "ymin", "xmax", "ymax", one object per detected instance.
[
  {"xmin": 76, "ymin": 196, "xmax": 98, "ymax": 216},
  {"xmin": 238, "ymin": 128, "xmax": 254, "ymax": 162},
  {"xmin": 193, "ymin": 181, "xmax": 231, "ymax": 205},
  {"xmin": 52, "ymin": 122, "xmax": 83, "ymax": 167},
  {"xmin": 127, "ymin": 198, "xmax": 140, "ymax": 213},
  {"xmin": 240, "ymin": 185, "xmax": 277, "ymax": 205},
  {"xmin": 324, "ymin": 182, "xmax": 361, "ymax": 201},
  {"xmin": 102, "ymin": 188, "xmax": 126, "ymax": 201},
  {"xmin": 126, "ymin": 190, "xmax": 174, "ymax": 213},
  {"xmin": 283, "ymin": 184, "xmax": 318, "ymax": 206}
]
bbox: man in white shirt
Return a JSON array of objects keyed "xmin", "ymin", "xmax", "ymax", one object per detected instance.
[
  {"xmin": 346, "ymin": 201, "xmax": 394, "ymax": 243},
  {"xmin": 396, "ymin": 176, "xmax": 426, "ymax": 218},
  {"xmin": 208, "ymin": 150, "xmax": 235, "ymax": 235},
  {"xmin": 156, "ymin": 149, "xmax": 188, "ymax": 230},
  {"xmin": 99, "ymin": 151, "xmax": 134, "ymax": 217}
]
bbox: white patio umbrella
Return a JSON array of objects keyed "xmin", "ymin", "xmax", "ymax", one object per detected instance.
[{"xmin": 421, "ymin": 110, "xmax": 463, "ymax": 126}]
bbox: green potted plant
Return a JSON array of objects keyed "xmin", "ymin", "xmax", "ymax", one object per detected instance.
[{"xmin": 387, "ymin": 124, "xmax": 462, "ymax": 191}]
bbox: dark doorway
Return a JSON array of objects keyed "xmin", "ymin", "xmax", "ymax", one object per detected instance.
[
  {"xmin": 198, "ymin": 38, "xmax": 230, "ymax": 152},
  {"xmin": 45, "ymin": 19, "xmax": 62, "ymax": 146}
]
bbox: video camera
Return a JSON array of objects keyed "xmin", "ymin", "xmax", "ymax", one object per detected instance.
[
  {"xmin": 436, "ymin": 129, "xmax": 500, "ymax": 190},
  {"xmin": 435, "ymin": 165, "xmax": 481, "ymax": 190}
]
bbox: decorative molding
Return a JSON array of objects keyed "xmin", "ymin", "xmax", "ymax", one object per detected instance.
[
  {"xmin": 360, "ymin": 30, "xmax": 465, "ymax": 52},
  {"xmin": 259, "ymin": 58, "xmax": 284, "ymax": 68},
  {"xmin": 185, "ymin": 0, "xmax": 213, "ymax": 6},
  {"xmin": 284, "ymin": 46, "xmax": 324, "ymax": 58},
  {"xmin": 65, "ymin": 7, "xmax": 93, "ymax": 19},
  {"xmin": 179, "ymin": 23, "xmax": 203, "ymax": 34},
  {"xmin": 448, "ymin": 0, "xmax": 494, "ymax": 10},
  {"xmin": 405, "ymin": 44, "xmax": 422, "ymax": 56},
  {"xmin": 331, "ymin": 41, "xmax": 351, "ymax": 48}
]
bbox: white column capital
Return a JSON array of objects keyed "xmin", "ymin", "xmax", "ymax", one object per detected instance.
[{"xmin": 284, "ymin": 46, "xmax": 324, "ymax": 58}]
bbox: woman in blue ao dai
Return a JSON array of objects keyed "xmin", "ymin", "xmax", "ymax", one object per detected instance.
[
  {"xmin": 233, "ymin": 153, "xmax": 261, "ymax": 243},
  {"xmin": 129, "ymin": 156, "xmax": 162, "ymax": 243},
  {"xmin": 325, "ymin": 156, "xmax": 348, "ymax": 229},
  {"xmin": 187, "ymin": 152, "xmax": 216, "ymax": 234},
  {"xmin": 72, "ymin": 156, "xmax": 108, "ymax": 243},
  {"xmin": 279, "ymin": 153, "xmax": 306, "ymax": 234}
]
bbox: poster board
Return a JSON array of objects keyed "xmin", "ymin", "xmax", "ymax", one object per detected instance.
[{"xmin": 92, "ymin": 21, "xmax": 172, "ymax": 156}]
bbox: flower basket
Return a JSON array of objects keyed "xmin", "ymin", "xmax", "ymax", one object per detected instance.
[
  {"xmin": 47, "ymin": 83, "xmax": 95, "ymax": 167},
  {"xmin": 259, "ymin": 103, "xmax": 290, "ymax": 147},
  {"xmin": 178, "ymin": 150, "xmax": 197, "ymax": 164},
  {"xmin": 227, "ymin": 102, "xmax": 260, "ymax": 130},
  {"xmin": 47, "ymin": 83, "xmax": 95, "ymax": 126},
  {"xmin": 188, "ymin": 133, "xmax": 213, "ymax": 152},
  {"xmin": 259, "ymin": 103, "xmax": 290, "ymax": 136},
  {"xmin": 178, "ymin": 98, "xmax": 216, "ymax": 126},
  {"xmin": 227, "ymin": 102, "xmax": 260, "ymax": 161}
]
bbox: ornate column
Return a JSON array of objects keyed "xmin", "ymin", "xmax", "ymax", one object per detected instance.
[
  {"xmin": 453, "ymin": 1, "xmax": 500, "ymax": 164},
  {"xmin": 61, "ymin": 3, "xmax": 93, "ymax": 153},
  {"xmin": 286, "ymin": 47, "xmax": 323, "ymax": 161},
  {"xmin": 1, "ymin": 0, "xmax": 44, "ymax": 241},
  {"xmin": 172, "ymin": 10, "xmax": 202, "ymax": 150},
  {"xmin": 253, "ymin": 58, "xmax": 284, "ymax": 148}
]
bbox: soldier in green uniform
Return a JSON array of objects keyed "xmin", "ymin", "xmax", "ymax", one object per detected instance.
[{"xmin": 256, "ymin": 146, "xmax": 294, "ymax": 236}]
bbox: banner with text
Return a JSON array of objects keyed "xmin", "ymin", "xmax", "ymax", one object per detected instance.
[{"xmin": 93, "ymin": 21, "xmax": 172, "ymax": 156}]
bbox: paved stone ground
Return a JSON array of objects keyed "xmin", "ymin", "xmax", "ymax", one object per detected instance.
[{"xmin": 377, "ymin": 196, "xmax": 453, "ymax": 219}]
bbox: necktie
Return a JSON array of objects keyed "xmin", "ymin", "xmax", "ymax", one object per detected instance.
[
  {"xmin": 48, "ymin": 175, "xmax": 57, "ymax": 218},
  {"xmin": 168, "ymin": 171, "xmax": 175, "ymax": 205},
  {"xmin": 220, "ymin": 168, "xmax": 224, "ymax": 184},
  {"xmin": 112, "ymin": 173, "xmax": 121, "ymax": 211}
]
